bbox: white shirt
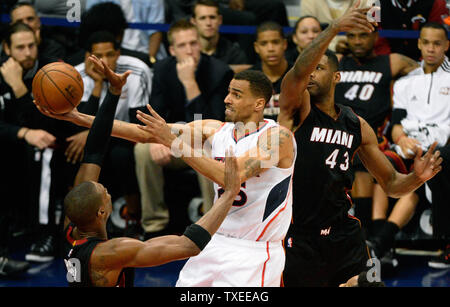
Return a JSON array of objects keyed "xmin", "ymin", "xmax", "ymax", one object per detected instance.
[
  {"xmin": 211, "ymin": 119, "xmax": 297, "ymax": 242},
  {"xmin": 86, "ymin": 0, "xmax": 168, "ymax": 59},
  {"xmin": 76, "ymin": 55, "xmax": 153, "ymax": 122},
  {"xmin": 393, "ymin": 56, "xmax": 450, "ymax": 150}
]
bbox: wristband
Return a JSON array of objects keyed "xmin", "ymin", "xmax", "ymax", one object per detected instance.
[
  {"xmin": 357, "ymin": 271, "xmax": 385, "ymax": 287},
  {"xmin": 183, "ymin": 224, "xmax": 211, "ymax": 251}
]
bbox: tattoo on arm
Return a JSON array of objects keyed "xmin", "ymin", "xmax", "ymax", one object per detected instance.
[
  {"xmin": 244, "ymin": 158, "xmax": 261, "ymax": 179},
  {"xmin": 398, "ymin": 54, "xmax": 419, "ymax": 76}
]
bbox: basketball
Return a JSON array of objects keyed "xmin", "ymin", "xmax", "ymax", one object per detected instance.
[{"xmin": 32, "ymin": 62, "xmax": 84, "ymax": 114}]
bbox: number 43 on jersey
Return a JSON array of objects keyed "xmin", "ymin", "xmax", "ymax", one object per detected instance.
[{"xmin": 325, "ymin": 149, "xmax": 349, "ymax": 171}]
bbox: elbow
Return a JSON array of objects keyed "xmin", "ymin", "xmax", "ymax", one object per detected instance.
[{"xmin": 190, "ymin": 247, "xmax": 201, "ymax": 257}]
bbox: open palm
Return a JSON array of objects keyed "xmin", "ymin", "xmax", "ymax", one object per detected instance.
[{"xmin": 88, "ymin": 55, "xmax": 131, "ymax": 93}]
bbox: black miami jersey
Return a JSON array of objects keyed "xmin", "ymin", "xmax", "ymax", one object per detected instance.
[
  {"xmin": 335, "ymin": 55, "xmax": 392, "ymax": 136},
  {"xmin": 290, "ymin": 103, "xmax": 362, "ymax": 232},
  {"xmin": 64, "ymin": 223, "xmax": 134, "ymax": 287}
]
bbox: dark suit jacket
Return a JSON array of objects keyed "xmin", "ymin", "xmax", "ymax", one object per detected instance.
[{"xmin": 150, "ymin": 53, "xmax": 234, "ymax": 123}]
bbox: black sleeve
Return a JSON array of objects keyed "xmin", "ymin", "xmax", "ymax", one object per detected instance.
[
  {"xmin": 82, "ymin": 90, "xmax": 120, "ymax": 166},
  {"xmin": 0, "ymin": 120, "xmax": 21, "ymax": 144},
  {"xmin": 77, "ymin": 94, "xmax": 100, "ymax": 116}
]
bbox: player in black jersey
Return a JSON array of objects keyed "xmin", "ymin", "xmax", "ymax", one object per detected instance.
[
  {"xmin": 335, "ymin": 27, "xmax": 420, "ymax": 234},
  {"xmin": 38, "ymin": 55, "xmax": 241, "ymax": 287},
  {"xmin": 277, "ymin": 0, "xmax": 443, "ymax": 287}
]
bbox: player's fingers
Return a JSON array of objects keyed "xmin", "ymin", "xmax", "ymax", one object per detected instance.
[
  {"xmin": 414, "ymin": 144, "xmax": 423, "ymax": 159},
  {"xmin": 426, "ymin": 142, "xmax": 438, "ymax": 157},
  {"xmin": 146, "ymin": 104, "xmax": 165, "ymax": 121},
  {"xmin": 431, "ymin": 153, "xmax": 442, "ymax": 168},
  {"xmin": 136, "ymin": 111, "xmax": 157, "ymax": 126},
  {"xmin": 72, "ymin": 147, "xmax": 84, "ymax": 164}
]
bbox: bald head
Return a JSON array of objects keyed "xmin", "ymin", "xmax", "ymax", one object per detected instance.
[{"xmin": 64, "ymin": 181, "xmax": 104, "ymax": 228}]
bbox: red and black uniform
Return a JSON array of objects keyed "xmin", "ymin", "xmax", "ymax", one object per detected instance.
[
  {"xmin": 64, "ymin": 223, "xmax": 134, "ymax": 287},
  {"xmin": 283, "ymin": 104, "xmax": 369, "ymax": 287}
]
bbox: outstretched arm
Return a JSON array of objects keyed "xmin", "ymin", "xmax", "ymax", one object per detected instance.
[
  {"xmin": 64, "ymin": 55, "xmax": 131, "ymax": 229},
  {"xmin": 278, "ymin": 0, "xmax": 376, "ymax": 131},
  {"xmin": 136, "ymin": 104, "xmax": 295, "ymax": 187},
  {"xmin": 96, "ymin": 148, "xmax": 241, "ymax": 269}
]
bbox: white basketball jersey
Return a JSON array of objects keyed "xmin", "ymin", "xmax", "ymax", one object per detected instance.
[{"xmin": 211, "ymin": 119, "xmax": 297, "ymax": 242}]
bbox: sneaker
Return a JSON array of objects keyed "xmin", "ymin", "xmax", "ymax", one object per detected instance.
[
  {"xmin": 25, "ymin": 235, "xmax": 55, "ymax": 262},
  {"xmin": 428, "ymin": 247, "xmax": 450, "ymax": 269},
  {"xmin": 0, "ymin": 256, "xmax": 30, "ymax": 277},
  {"xmin": 380, "ymin": 250, "xmax": 399, "ymax": 278},
  {"xmin": 366, "ymin": 238, "xmax": 383, "ymax": 259}
]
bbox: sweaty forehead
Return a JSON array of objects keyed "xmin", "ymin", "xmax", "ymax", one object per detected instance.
[
  {"xmin": 229, "ymin": 79, "xmax": 250, "ymax": 92},
  {"xmin": 319, "ymin": 55, "xmax": 329, "ymax": 66}
]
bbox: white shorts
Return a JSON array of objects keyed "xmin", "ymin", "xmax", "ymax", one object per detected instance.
[{"xmin": 176, "ymin": 233, "xmax": 285, "ymax": 287}]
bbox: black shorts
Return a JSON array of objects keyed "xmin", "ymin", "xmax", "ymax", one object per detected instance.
[{"xmin": 283, "ymin": 216, "xmax": 370, "ymax": 287}]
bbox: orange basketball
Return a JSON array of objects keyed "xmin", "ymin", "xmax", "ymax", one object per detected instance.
[{"xmin": 32, "ymin": 62, "xmax": 84, "ymax": 114}]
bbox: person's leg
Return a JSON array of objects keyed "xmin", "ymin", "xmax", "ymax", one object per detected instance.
[
  {"xmin": 371, "ymin": 183, "xmax": 389, "ymax": 240},
  {"xmin": 134, "ymin": 143, "xmax": 169, "ymax": 235},
  {"xmin": 427, "ymin": 144, "xmax": 450, "ymax": 268},
  {"xmin": 352, "ymin": 171, "xmax": 374, "ymax": 237},
  {"xmin": 283, "ymin": 233, "xmax": 329, "ymax": 287}
]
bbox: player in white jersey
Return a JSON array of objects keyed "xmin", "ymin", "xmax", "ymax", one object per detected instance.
[
  {"xmin": 136, "ymin": 70, "xmax": 297, "ymax": 287},
  {"xmin": 37, "ymin": 69, "xmax": 296, "ymax": 286}
]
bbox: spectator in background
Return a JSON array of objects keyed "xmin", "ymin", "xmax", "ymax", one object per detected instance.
[
  {"xmin": 334, "ymin": 27, "xmax": 419, "ymax": 238},
  {"xmin": 66, "ymin": 1, "xmax": 152, "ymax": 69},
  {"xmin": 299, "ymin": 0, "xmax": 372, "ymax": 52},
  {"xmin": 190, "ymin": 0, "xmax": 249, "ymax": 72},
  {"xmin": 73, "ymin": 31, "xmax": 153, "ymax": 238},
  {"xmin": 378, "ymin": 0, "xmax": 449, "ymax": 60},
  {"xmin": 85, "ymin": 0, "xmax": 167, "ymax": 64},
  {"xmin": 1, "ymin": 22, "xmax": 78, "ymax": 263},
  {"xmin": 133, "ymin": 19, "xmax": 233, "ymax": 240},
  {"xmin": 285, "ymin": 15, "xmax": 322, "ymax": 64},
  {"xmin": 368, "ymin": 23, "xmax": 450, "ymax": 270},
  {"xmin": 249, "ymin": 21, "xmax": 292, "ymax": 121},
  {"xmin": 165, "ymin": 0, "xmax": 289, "ymax": 63},
  {"xmin": 9, "ymin": 2, "xmax": 66, "ymax": 61},
  {"xmin": 33, "ymin": 0, "xmax": 87, "ymax": 58}
]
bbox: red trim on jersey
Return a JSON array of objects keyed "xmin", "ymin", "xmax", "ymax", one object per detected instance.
[
  {"xmin": 384, "ymin": 150, "xmax": 408, "ymax": 174},
  {"xmin": 256, "ymin": 176, "xmax": 293, "ymax": 241},
  {"xmin": 66, "ymin": 225, "xmax": 75, "ymax": 245},
  {"xmin": 233, "ymin": 120, "xmax": 269, "ymax": 143},
  {"xmin": 261, "ymin": 242, "xmax": 270, "ymax": 287},
  {"xmin": 215, "ymin": 122, "xmax": 227, "ymax": 134},
  {"xmin": 65, "ymin": 225, "xmax": 88, "ymax": 246}
]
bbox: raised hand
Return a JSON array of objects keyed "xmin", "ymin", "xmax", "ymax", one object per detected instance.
[
  {"xmin": 223, "ymin": 147, "xmax": 241, "ymax": 196},
  {"xmin": 412, "ymin": 142, "xmax": 443, "ymax": 182},
  {"xmin": 136, "ymin": 104, "xmax": 176, "ymax": 147},
  {"xmin": 88, "ymin": 55, "xmax": 131, "ymax": 95},
  {"xmin": 333, "ymin": 0, "xmax": 377, "ymax": 33}
]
